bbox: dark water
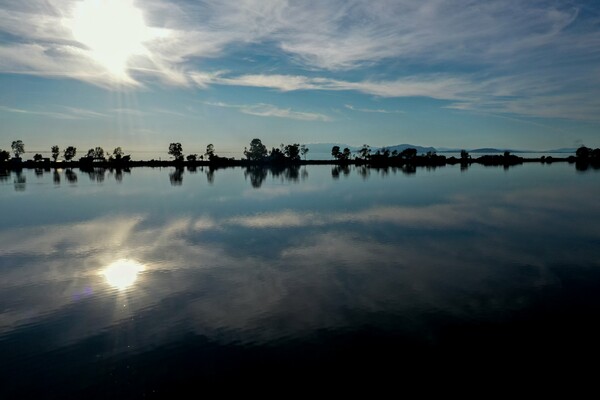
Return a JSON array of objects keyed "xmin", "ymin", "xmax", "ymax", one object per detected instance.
[{"xmin": 1, "ymin": 164, "xmax": 599, "ymax": 396}]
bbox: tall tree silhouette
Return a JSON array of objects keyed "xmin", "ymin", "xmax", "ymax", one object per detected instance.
[
  {"xmin": 63, "ymin": 146, "xmax": 77, "ymax": 161},
  {"xmin": 169, "ymin": 143, "xmax": 183, "ymax": 161},
  {"xmin": 331, "ymin": 145, "xmax": 341, "ymax": 159},
  {"xmin": 11, "ymin": 140, "xmax": 24, "ymax": 158},
  {"xmin": 244, "ymin": 139, "xmax": 268, "ymax": 161},
  {"xmin": 51, "ymin": 145, "xmax": 60, "ymax": 162},
  {"xmin": 300, "ymin": 144, "xmax": 309, "ymax": 160},
  {"xmin": 205, "ymin": 144, "xmax": 215, "ymax": 160}
]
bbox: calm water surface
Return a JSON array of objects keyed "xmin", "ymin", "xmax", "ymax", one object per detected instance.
[{"xmin": 1, "ymin": 164, "xmax": 599, "ymax": 396}]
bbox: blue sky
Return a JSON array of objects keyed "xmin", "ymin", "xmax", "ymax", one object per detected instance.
[{"xmin": 1, "ymin": 0, "xmax": 599, "ymax": 156}]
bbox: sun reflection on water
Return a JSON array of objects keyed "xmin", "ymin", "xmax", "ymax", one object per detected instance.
[{"xmin": 102, "ymin": 259, "xmax": 145, "ymax": 290}]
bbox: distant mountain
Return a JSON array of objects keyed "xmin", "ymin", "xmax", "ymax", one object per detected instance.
[
  {"xmin": 544, "ymin": 148, "xmax": 577, "ymax": 153},
  {"xmin": 302, "ymin": 143, "xmax": 361, "ymax": 153},
  {"xmin": 303, "ymin": 143, "xmax": 578, "ymax": 156},
  {"xmin": 469, "ymin": 148, "xmax": 512, "ymax": 153},
  {"xmin": 439, "ymin": 147, "xmax": 579, "ymax": 154},
  {"xmin": 303, "ymin": 143, "xmax": 437, "ymax": 155},
  {"xmin": 376, "ymin": 144, "xmax": 437, "ymax": 154}
]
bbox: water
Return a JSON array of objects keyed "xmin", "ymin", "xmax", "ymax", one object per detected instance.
[{"xmin": 1, "ymin": 163, "xmax": 599, "ymax": 396}]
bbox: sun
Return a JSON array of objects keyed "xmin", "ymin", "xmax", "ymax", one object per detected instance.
[
  {"xmin": 67, "ymin": 0, "xmax": 152, "ymax": 80},
  {"xmin": 102, "ymin": 259, "xmax": 145, "ymax": 291}
]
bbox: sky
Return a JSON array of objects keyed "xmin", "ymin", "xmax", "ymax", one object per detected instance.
[{"xmin": 1, "ymin": 0, "xmax": 600, "ymax": 157}]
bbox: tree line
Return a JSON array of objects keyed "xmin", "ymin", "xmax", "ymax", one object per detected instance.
[{"xmin": 2, "ymin": 139, "xmax": 599, "ymax": 167}]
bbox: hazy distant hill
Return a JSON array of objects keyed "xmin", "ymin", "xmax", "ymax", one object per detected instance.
[
  {"xmin": 304, "ymin": 143, "xmax": 436, "ymax": 154},
  {"xmin": 304, "ymin": 143, "xmax": 578, "ymax": 157},
  {"xmin": 466, "ymin": 147, "xmax": 577, "ymax": 154},
  {"xmin": 302, "ymin": 143, "xmax": 361, "ymax": 153},
  {"xmin": 377, "ymin": 144, "xmax": 437, "ymax": 154},
  {"xmin": 543, "ymin": 148, "xmax": 577, "ymax": 153},
  {"xmin": 469, "ymin": 148, "xmax": 512, "ymax": 153}
]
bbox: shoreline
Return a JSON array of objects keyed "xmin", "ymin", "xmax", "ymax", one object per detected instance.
[{"xmin": 1, "ymin": 155, "xmax": 595, "ymax": 171}]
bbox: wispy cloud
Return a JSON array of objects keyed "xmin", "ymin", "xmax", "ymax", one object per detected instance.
[
  {"xmin": 201, "ymin": 73, "xmax": 478, "ymax": 101},
  {"xmin": 0, "ymin": 105, "xmax": 105, "ymax": 120},
  {"xmin": 344, "ymin": 104, "xmax": 404, "ymax": 114},
  {"xmin": 62, "ymin": 107, "xmax": 107, "ymax": 118},
  {"xmin": 111, "ymin": 108, "xmax": 147, "ymax": 116},
  {"xmin": 205, "ymin": 101, "xmax": 331, "ymax": 121},
  {"xmin": 240, "ymin": 104, "xmax": 331, "ymax": 121},
  {"xmin": 149, "ymin": 108, "xmax": 187, "ymax": 117}
]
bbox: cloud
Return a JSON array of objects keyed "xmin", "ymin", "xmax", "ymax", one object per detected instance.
[
  {"xmin": 205, "ymin": 101, "xmax": 331, "ymax": 121},
  {"xmin": 0, "ymin": 105, "xmax": 106, "ymax": 119},
  {"xmin": 240, "ymin": 104, "xmax": 331, "ymax": 121},
  {"xmin": 202, "ymin": 73, "xmax": 478, "ymax": 101},
  {"xmin": 62, "ymin": 107, "xmax": 107, "ymax": 118},
  {"xmin": 1, "ymin": 0, "xmax": 600, "ymax": 121},
  {"xmin": 345, "ymin": 104, "xmax": 404, "ymax": 114},
  {"xmin": 111, "ymin": 108, "xmax": 147, "ymax": 116}
]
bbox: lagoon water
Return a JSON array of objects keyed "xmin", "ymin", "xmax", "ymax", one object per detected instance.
[{"xmin": 1, "ymin": 163, "xmax": 600, "ymax": 395}]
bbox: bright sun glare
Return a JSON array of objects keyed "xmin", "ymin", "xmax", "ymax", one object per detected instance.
[
  {"xmin": 102, "ymin": 259, "xmax": 145, "ymax": 290},
  {"xmin": 68, "ymin": 0, "xmax": 151, "ymax": 80}
]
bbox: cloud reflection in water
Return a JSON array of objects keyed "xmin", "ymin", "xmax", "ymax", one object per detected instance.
[{"xmin": 0, "ymin": 168, "xmax": 599, "ymax": 358}]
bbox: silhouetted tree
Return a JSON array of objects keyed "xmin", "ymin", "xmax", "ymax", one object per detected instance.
[
  {"xmin": 169, "ymin": 142, "xmax": 183, "ymax": 161},
  {"xmin": 358, "ymin": 144, "xmax": 370, "ymax": 160},
  {"xmin": 284, "ymin": 143, "xmax": 301, "ymax": 161},
  {"xmin": 112, "ymin": 147, "xmax": 123, "ymax": 161},
  {"xmin": 186, "ymin": 154, "xmax": 197, "ymax": 162},
  {"xmin": 11, "ymin": 140, "xmax": 24, "ymax": 158},
  {"xmin": 205, "ymin": 144, "xmax": 215, "ymax": 160},
  {"xmin": 400, "ymin": 148, "xmax": 417, "ymax": 160},
  {"xmin": 341, "ymin": 147, "xmax": 351, "ymax": 160},
  {"xmin": 300, "ymin": 144, "xmax": 309, "ymax": 160},
  {"xmin": 503, "ymin": 151, "xmax": 510, "ymax": 158},
  {"xmin": 576, "ymin": 146, "xmax": 591, "ymax": 159},
  {"xmin": 63, "ymin": 146, "xmax": 77, "ymax": 161},
  {"xmin": 245, "ymin": 138, "xmax": 268, "ymax": 161},
  {"xmin": 51, "ymin": 145, "xmax": 60, "ymax": 162},
  {"xmin": 331, "ymin": 146, "xmax": 341, "ymax": 159},
  {"xmin": 0, "ymin": 149, "xmax": 9, "ymax": 162},
  {"xmin": 460, "ymin": 150, "xmax": 469, "ymax": 160},
  {"xmin": 85, "ymin": 147, "xmax": 104, "ymax": 160},
  {"xmin": 33, "ymin": 153, "xmax": 43, "ymax": 162},
  {"xmin": 269, "ymin": 146, "xmax": 286, "ymax": 163}
]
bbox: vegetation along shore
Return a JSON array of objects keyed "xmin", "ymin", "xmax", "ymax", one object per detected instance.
[{"xmin": 2, "ymin": 139, "xmax": 599, "ymax": 170}]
